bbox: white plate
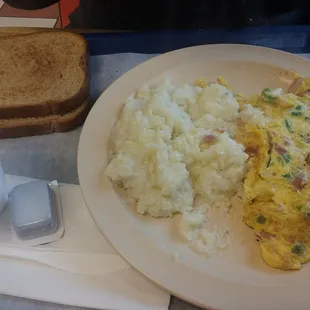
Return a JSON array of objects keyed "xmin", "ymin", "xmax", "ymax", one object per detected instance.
[{"xmin": 78, "ymin": 44, "xmax": 310, "ymax": 310}]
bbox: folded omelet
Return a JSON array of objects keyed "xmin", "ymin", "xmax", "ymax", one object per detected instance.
[{"xmin": 237, "ymin": 78, "xmax": 310, "ymax": 270}]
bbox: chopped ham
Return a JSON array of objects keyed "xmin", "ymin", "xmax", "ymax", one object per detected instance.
[
  {"xmin": 292, "ymin": 173, "xmax": 308, "ymax": 190},
  {"xmin": 204, "ymin": 134, "xmax": 216, "ymax": 143},
  {"xmin": 274, "ymin": 143, "xmax": 287, "ymax": 155},
  {"xmin": 292, "ymin": 176, "xmax": 303, "ymax": 190}
]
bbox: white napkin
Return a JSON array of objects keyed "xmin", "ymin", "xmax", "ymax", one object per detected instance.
[{"xmin": 0, "ymin": 174, "xmax": 170, "ymax": 310}]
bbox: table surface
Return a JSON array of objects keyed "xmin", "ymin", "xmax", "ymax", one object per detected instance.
[{"xmin": 0, "ymin": 41, "xmax": 309, "ymax": 310}]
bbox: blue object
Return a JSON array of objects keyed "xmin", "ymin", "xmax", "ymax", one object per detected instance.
[
  {"xmin": 10, "ymin": 181, "xmax": 58, "ymax": 241},
  {"xmin": 83, "ymin": 26, "xmax": 310, "ymax": 56}
]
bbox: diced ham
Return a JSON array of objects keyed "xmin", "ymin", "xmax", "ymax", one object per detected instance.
[
  {"xmin": 274, "ymin": 143, "xmax": 287, "ymax": 155},
  {"xmin": 292, "ymin": 176, "xmax": 303, "ymax": 190},
  {"xmin": 292, "ymin": 173, "xmax": 308, "ymax": 190},
  {"xmin": 204, "ymin": 134, "xmax": 216, "ymax": 143}
]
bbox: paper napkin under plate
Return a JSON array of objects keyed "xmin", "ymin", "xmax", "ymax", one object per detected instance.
[{"xmin": 0, "ymin": 174, "xmax": 170, "ymax": 310}]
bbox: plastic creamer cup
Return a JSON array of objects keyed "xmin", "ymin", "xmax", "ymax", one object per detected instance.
[{"xmin": 0, "ymin": 162, "xmax": 8, "ymax": 214}]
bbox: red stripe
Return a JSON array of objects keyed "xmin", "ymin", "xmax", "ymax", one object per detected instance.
[{"xmin": 59, "ymin": 0, "xmax": 79, "ymax": 27}]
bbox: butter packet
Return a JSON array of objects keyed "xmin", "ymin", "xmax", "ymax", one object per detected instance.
[{"xmin": 9, "ymin": 180, "xmax": 64, "ymax": 246}]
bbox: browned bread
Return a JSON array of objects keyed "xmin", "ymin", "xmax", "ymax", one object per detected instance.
[
  {"xmin": 0, "ymin": 27, "xmax": 43, "ymax": 38},
  {"xmin": 0, "ymin": 99, "xmax": 90, "ymax": 139},
  {"xmin": 0, "ymin": 27, "xmax": 65, "ymax": 38},
  {"xmin": 0, "ymin": 30, "xmax": 89, "ymax": 119}
]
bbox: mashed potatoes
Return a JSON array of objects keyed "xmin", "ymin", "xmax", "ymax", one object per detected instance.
[{"xmin": 106, "ymin": 79, "xmax": 264, "ymax": 255}]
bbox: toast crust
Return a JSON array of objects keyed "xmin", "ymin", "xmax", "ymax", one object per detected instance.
[
  {"xmin": 0, "ymin": 99, "xmax": 90, "ymax": 139},
  {"xmin": 0, "ymin": 75, "xmax": 90, "ymax": 118},
  {"xmin": 0, "ymin": 27, "xmax": 48, "ymax": 38},
  {"xmin": 0, "ymin": 31, "xmax": 90, "ymax": 119}
]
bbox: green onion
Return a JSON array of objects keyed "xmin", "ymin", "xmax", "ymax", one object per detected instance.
[
  {"xmin": 284, "ymin": 119, "xmax": 293, "ymax": 133},
  {"xmin": 282, "ymin": 173, "xmax": 293, "ymax": 180},
  {"xmin": 278, "ymin": 153, "xmax": 291, "ymax": 165},
  {"xmin": 291, "ymin": 111, "xmax": 303, "ymax": 117},
  {"xmin": 256, "ymin": 215, "xmax": 267, "ymax": 224},
  {"xmin": 291, "ymin": 104, "xmax": 304, "ymax": 116},
  {"xmin": 292, "ymin": 243, "xmax": 306, "ymax": 255},
  {"xmin": 295, "ymin": 205, "xmax": 310, "ymax": 216},
  {"xmin": 261, "ymin": 88, "xmax": 278, "ymax": 103},
  {"xmin": 299, "ymin": 133, "xmax": 310, "ymax": 144},
  {"xmin": 282, "ymin": 153, "xmax": 291, "ymax": 164},
  {"xmin": 303, "ymin": 204, "xmax": 310, "ymax": 219}
]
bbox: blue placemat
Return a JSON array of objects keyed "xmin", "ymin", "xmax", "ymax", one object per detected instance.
[{"xmin": 84, "ymin": 26, "xmax": 310, "ymax": 56}]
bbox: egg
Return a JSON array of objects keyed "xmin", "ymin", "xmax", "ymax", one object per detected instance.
[{"xmin": 237, "ymin": 80, "xmax": 310, "ymax": 270}]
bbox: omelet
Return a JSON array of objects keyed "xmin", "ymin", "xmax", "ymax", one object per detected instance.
[{"xmin": 237, "ymin": 78, "xmax": 310, "ymax": 270}]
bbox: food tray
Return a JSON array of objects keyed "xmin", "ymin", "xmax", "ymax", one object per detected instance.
[{"xmin": 83, "ymin": 26, "xmax": 310, "ymax": 56}]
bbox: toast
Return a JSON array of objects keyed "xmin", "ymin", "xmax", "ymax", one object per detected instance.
[
  {"xmin": 0, "ymin": 99, "xmax": 90, "ymax": 139},
  {"xmin": 0, "ymin": 27, "xmax": 63, "ymax": 38},
  {"xmin": 0, "ymin": 27, "xmax": 43, "ymax": 38},
  {"xmin": 0, "ymin": 30, "xmax": 89, "ymax": 119}
]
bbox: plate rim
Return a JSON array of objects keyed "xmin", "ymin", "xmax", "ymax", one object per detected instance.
[{"xmin": 78, "ymin": 44, "xmax": 310, "ymax": 310}]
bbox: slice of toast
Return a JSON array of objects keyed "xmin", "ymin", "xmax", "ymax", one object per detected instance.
[
  {"xmin": 0, "ymin": 30, "xmax": 89, "ymax": 119},
  {"xmin": 0, "ymin": 27, "xmax": 64, "ymax": 38},
  {"xmin": 0, "ymin": 27, "xmax": 43, "ymax": 38},
  {"xmin": 0, "ymin": 99, "xmax": 90, "ymax": 139}
]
